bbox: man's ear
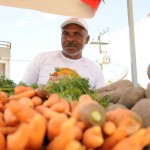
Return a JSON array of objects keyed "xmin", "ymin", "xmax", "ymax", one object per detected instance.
[{"xmin": 85, "ymin": 35, "xmax": 90, "ymax": 44}]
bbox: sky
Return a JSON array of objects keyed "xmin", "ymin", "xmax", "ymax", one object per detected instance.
[{"xmin": 0, "ymin": 0, "xmax": 150, "ymax": 87}]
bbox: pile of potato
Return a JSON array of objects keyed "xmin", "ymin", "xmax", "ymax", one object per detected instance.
[{"xmin": 97, "ymin": 64, "xmax": 150, "ymax": 128}]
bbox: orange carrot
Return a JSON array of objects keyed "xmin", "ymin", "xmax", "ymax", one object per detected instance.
[
  {"xmin": 5, "ymin": 101, "xmax": 37, "ymax": 122},
  {"xmin": 0, "ymin": 103, "xmax": 4, "ymax": 112},
  {"xmin": 27, "ymin": 114, "xmax": 46, "ymax": 150},
  {"xmin": 35, "ymin": 105, "xmax": 58, "ymax": 120},
  {"xmin": 82, "ymin": 125, "xmax": 104, "ymax": 149},
  {"xmin": 72, "ymin": 95, "xmax": 96, "ymax": 121},
  {"xmin": 69, "ymin": 100, "xmax": 78, "ymax": 113},
  {"xmin": 14, "ymin": 85, "xmax": 33, "ymax": 94},
  {"xmin": 47, "ymin": 113, "xmax": 68, "ymax": 140},
  {"xmin": 78, "ymin": 94, "xmax": 94, "ymax": 104},
  {"xmin": 50, "ymin": 98, "xmax": 70, "ymax": 114},
  {"xmin": 9, "ymin": 89, "xmax": 36, "ymax": 101},
  {"xmin": 31, "ymin": 96, "xmax": 43, "ymax": 107},
  {"xmin": 0, "ymin": 90, "xmax": 8, "ymax": 104},
  {"xmin": 72, "ymin": 97, "xmax": 106, "ymax": 127},
  {"xmin": 101, "ymin": 126, "xmax": 127, "ymax": 150},
  {"xmin": 0, "ymin": 114, "xmax": 5, "ymax": 127},
  {"xmin": 18, "ymin": 97, "xmax": 34, "ymax": 108},
  {"xmin": 43, "ymin": 93, "xmax": 60, "ymax": 107},
  {"xmin": 102, "ymin": 121, "xmax": 117, "ymax": 136},
  {"xmin": 0, "ymin": 131, "xmax": 6, "ymax": 149},
  {"xmin": 0, "ymin": 126, "xmax": 18, "ymax": 135},
  {"xmin": 111, "ymin": 127, "xmax": 150, "ymax": 150},
  {"xmin": 4, "ymin": 102, "xmax": 46, "ymax": 149},
  {"xmin": 35, "ymin": 105, "xmax": 47, "ymax": 114},
  {"xmin": 7, "ymin": 123, "xmax": 30, "ymax": 149},
  {"xmin": 50, "ymin": 102, "xmax": 66, "ymax": 113},
  {"xmin": 47, "ymin": 117, "xmax": 76, "ymax": 150},
  {"xmin": 0, "ymin": 112, "xmax": 3, "ymax": 117},
  {"xmin": 141, "ymin": 127, "xmax": 150, "ymax": 148},
  {"xmin": 71, "ymin": 106, "xmax": 80, "ymax": 121},
  {"xmin": 76, "ymin": 121, "xmax": 86, "ymax": 131},
  {"xmin": 74, "ymin": 125, "xmax": 83, "ymax": 141},
  {"xmin": 4, "ymin": 108, "xmax": 19, "ymax": 126},
  {"xmin": 59, "ymin": 98, "xmax": 70, "ymax": 114},
  {"xmin": 65, "ymin": 140, "xmax": 86, "ymax": 150},
  {"xmin": 106, "ymin": 108, "xmax": 143, "ymax": 135}
]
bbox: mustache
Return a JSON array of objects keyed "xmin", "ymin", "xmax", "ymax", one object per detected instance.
[{"xmin": 65, "ymin": 42, "xmax": 77, "ymax": 47}]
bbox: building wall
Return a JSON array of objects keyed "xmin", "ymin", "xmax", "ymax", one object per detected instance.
[
  {"xmin": 0, "ymin": 63, "xmax": 5, "ymax": 76},
  {"xmin": 0, "ymin": 41, "xmax": 11, "ymax": 78}
]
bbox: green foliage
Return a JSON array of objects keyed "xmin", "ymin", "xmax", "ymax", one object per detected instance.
[
  {"xmin": 43, "ymin": 76, "xmax": 110, "ymax": 107},
  {"xmin": 0, "ymin": 75, "xmax": 39, "ymax": 96},
  {"xmin": 96, "ymin": 95, "xmax": 111, "ymax": 107},
  {"xmin": 0, "ymin": 75, "xmax": 109, "ymax": 107},
  {"xmin": 0, "ymin": 75, "xmax": 16, "ymax": 95},
  {"xmin": 43, "ymin": 76, "xmax": 91, "ymax": 101},
  {"xmin": 0, "ymin": 75, "xmax": 16, "ymax": 87}
]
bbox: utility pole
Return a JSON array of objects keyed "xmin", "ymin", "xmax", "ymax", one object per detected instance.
[
  {"xmin": 90, "ymin": 28, "xmax": 110, "ymax": 70},
  {"xmin": 127, "ymin": 0, "xmax": 138, "ymax": 87},
  {"xmin": 98, "ymin": 28, "xmax": 109, "ymax": 53}
]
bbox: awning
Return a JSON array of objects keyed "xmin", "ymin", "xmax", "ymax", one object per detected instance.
[{"xmin": 0, "ymin": 0, "xmax": 102, "ymax": 18}]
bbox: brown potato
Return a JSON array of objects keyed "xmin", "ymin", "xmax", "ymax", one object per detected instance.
[
  {"xmin": 146, "ymin": 82, "xmax": 150, "ymax": 98},
  {"xmin": 131, "ymin": 98, "xmax": 150, "ymax": 127},
  {"xmin": 96, "ymin": 80, "xmax": 134, "ymax": 103},
  {"xmin": 96, "ymin": 79, "xmax": 134, "ymax": 92},
  {"xmin": 117, "ymin": 87, "xmax": 146, "ymax": 109},
  {"xmin": 105, "ymin": 103, "xmax": 127, "ymax": 112},
  {"xmin": 99, "ymin": 88, "xmax": 125, "ymax": 103}
]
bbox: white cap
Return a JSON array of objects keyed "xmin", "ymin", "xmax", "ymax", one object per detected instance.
[{"xmin": 60, "ymin": 18, "xmax": 88, "ymax": 31}]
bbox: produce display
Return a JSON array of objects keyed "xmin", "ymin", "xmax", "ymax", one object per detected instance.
[{"xmin": 0, "ymin": 65, "xmax": 150, "ymax": 150}]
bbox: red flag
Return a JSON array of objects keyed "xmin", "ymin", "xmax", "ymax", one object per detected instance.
[{"xmin": 81, "ymin": 0, "xmax": 102, "ymax": 12}]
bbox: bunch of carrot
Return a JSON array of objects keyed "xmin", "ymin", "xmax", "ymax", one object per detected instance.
[{"xmin": 0, "ymin": 85, "xmax": 150, "ymax": 150}]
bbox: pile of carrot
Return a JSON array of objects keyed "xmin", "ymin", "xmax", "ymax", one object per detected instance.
[{"xmin": 0, "ymin": 85, "xmax": 150, "ymax": 150}]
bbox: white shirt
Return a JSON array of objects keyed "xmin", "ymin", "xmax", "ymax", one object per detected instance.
[{"xmin": 22, "ymin": 51, "xmax": 105, "ymax": 89}]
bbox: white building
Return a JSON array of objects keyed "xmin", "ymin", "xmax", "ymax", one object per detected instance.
[{"xmin": 0, "ymin": 41, "xmax": 11, "ymax": 78}]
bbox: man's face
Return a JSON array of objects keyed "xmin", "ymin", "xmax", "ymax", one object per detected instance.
[{"xmin": 61, "ymin": 23, "xmax": 90, "ymax": 59}]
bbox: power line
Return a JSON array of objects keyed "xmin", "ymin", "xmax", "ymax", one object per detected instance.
[
  {"xmin": 10, "ymin": 59, "xmax": 31, "ymax": 62},
  {"xmin": 0, "ymin": 58, "xmax": 31, "ymax": 62}
]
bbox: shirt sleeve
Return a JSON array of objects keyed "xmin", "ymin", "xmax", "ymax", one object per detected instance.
[
  {"xmin": 95, "ymin": 69, "xmax": 105, "ymax": 89},
  {"xmin": 21, "ymin": 54, "xmax": 40, "ymax": 84}
]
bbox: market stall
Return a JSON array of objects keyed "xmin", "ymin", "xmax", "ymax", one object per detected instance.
[{"xmin": 0, "ymin": 1, "xmax": 149, "ymax": 149}]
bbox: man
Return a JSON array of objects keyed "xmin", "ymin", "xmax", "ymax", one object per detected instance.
[{"xmin": 22, "ymin": 18, "xmax": 105, "ymax": 89}]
